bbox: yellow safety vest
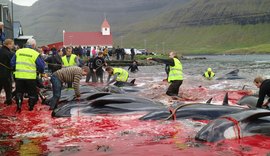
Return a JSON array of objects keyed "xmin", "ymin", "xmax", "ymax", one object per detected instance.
[
  {"xmin": 14, "ymin": 48, "xmax": 39, "ymax": 79},
  {"xmin": 168, "ymin": 58, "xmax": 183, "ymax": 82},
  {"xmin": 204, "ymin": 71, "xmax": 215, "ymax": 80},
  {"xmin": 62, "ymin": 54, "xmax": 76, "ymax": 67},
  {"xmin": 113, "ymin": 68, "xmax": 128, "ymax": 82}
]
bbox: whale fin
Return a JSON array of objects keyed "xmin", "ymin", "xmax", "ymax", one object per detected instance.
[
  {"xmin": 222, "ymin": 92, "xmax": 229, "ymax": 106},
  {"xmin": 226, "ymin": 69, "xmax": 239, "ymax": 76},
  {"xmin": 130, "ymin": 79, "xmax": 136, "ymax": 84},
  {"xmin": 206, "ymin": 98, "xmax": 213, "ymax": 104}
]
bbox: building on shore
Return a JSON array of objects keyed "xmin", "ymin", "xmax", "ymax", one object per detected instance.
[{"xmin": 63, "ymin": 18, "xmax": 113, "ymax": 48}]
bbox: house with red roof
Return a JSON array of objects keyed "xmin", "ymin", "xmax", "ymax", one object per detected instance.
[{"xmin": 63, "ymin": 18, "xmax": 113, "ymax": 48}]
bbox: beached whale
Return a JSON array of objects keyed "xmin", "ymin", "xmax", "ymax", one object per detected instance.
[
  {"xmin": 216, "ymin": 69, "xmax": 245, "ymax": 80},
  {"xmin": 43, "ymin": 85, "xmax": 100, "ymax": 104},
  {"xmin": 100, "ymin": 85, "xmax": 142, "ymax": 94},
  {"xmin": 96, "ymin": 79, "xmax": 141, "ymax": 94},
  {"xmin": 52, "ymin": 94, "xmax": 165, "ymax": 117},
  {"xmin": 237, "ymin": 95, "xmax": 259, "ymax": 108},
  {"xmin": 139, "ymin": 103, "xmax": 245, "ymax": 121},
  {"xmin": 236, "ymin": 95, "xmax": 270, "ymax": 109},
  {"xmin": 140, "ymin": 93, "xmax": 246, "ymax": 121},
  {"xmin": 195, "ymin": 109, "xmax": 270, "ymax": 142}
]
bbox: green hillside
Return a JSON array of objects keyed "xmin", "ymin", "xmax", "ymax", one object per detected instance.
[
  {"xmin": 116, "ymin": 23, "xmax": 270, "ymax": 54},
  {"xmin": 114, "ymin": 0, "xmax": 270, "ymax": 54}
]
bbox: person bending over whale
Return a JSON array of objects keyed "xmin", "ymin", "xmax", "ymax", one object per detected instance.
[
  {"xmin": 48, "ymin": 66, "xmax": 89, "ymax": 110},
  {"xmin": 253, "ymin": 76, "xmax": 270, "ymax": 109},
  {"xmin": 105, "ymin": 66, "xmax": 129, "ymax": 87},
  {"xmin": 147, "ymin": 51, "xmax": 183, "ymax": 97}
]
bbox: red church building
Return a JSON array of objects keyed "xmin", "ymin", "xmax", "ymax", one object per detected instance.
[{"xmin": 63, "ymin": 18, "xmax": 113, "ymax": 48}]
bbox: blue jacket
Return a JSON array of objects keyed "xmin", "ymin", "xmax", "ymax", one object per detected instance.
[{"xmin": 11, "ymin": 47, "xmax": 45, "ymax": 73}]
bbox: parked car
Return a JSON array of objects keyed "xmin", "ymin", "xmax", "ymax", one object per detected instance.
[
  {"xmin": 138, "ymin": 49, "xmax": 147, "ymax": 55},
  {"xmin": 124, "ymin": 48, "xmax": 142, "ymax": 55},
  {"xmin": 148, "ymin": 52, "xmax": 157, "ymax": 55}
]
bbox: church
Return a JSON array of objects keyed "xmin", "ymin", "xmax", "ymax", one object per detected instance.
[{"xmin": 62, "ymin": 18, "xmax": 113, "ymax": 48}]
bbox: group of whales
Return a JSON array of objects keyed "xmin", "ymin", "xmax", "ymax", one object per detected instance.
[{"xmin": 41, "ymin": 84, "xmax": 270, "ymax": 143}]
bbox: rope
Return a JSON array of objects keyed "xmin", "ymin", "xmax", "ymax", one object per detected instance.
[
  {"xmin": 164, "ymin": 103, "xmax": 203, "ymax": 121},
  {"xmin": 0, "ymin": 62, "xmax": 12, "ymax": 70},
  {"xmin": 46, "ymin": 62, "xmax": 63, "ymax": 67}
]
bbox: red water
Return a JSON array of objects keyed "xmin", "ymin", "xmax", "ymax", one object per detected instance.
[{"xmin": 0, "ymin": 88, "xmax": 270, "ymax": 156}]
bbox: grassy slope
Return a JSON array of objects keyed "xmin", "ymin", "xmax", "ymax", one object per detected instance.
[
  {"xmin": 114, "ymin": 23, "xmax": 270, "ymax": 54},
  {"xmin": 114, "ymin": 0, "xmax": 270, "ymax": 54}
]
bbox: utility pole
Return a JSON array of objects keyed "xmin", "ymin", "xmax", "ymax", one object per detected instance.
[
  {"xmin": 120, "ymin": 36, "xmax": 124, "ymax": 48},
  {"xmin": 162, "ymin": 42, "xmax": 165, "ymax": 55},
  {"xmin": 62, "ymin": 30, "xmax": 65, "ymax": 46},
  {"xmin": 144, "ymin": 39, "xmax": 147, "ymax": 50},
  {"xmin": 11, "ymin": 0, "xmax": 14, "ymax": 39}
]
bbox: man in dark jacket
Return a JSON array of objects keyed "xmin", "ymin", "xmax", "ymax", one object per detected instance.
[
  {"xmin": 253, "ymin": 76, "xmax": 270, "ymax": 108},
  {"xmin": 86, "ymin": 54, "xmax": 96, "ymax": 82},
  {"xmin": 0, "ymin": 39, "xmax": 14, "ymax": 105},
  {"xmin": 130, "ymin": 48, "xmax": 135, "ymax": 60},
  {"xmin": 93, "ymin": 52, "xmax": 107, "ymax": 83},
  {"xmin": 45, "ymin": 49, "xmax": 63, "ymax": 73}
]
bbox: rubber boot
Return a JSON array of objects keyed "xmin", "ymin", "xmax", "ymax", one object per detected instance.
[
  {"xmin": 49, "ymin": 102, "xmax": 57, "ymax": 110},
  {"xmin": 4, "ymin": 100, "xmax": 12, "ymax": 105},
  {"xmin": 28, "ymin": 96, "xmax": 38, "ymax": 111},
  {"xmin": 15, "ymin": 93, "xmax": 23, "ymax": 112},
  {"xmin": 38, "ymin": 91, "xmax": 47, "ymax": 105}
]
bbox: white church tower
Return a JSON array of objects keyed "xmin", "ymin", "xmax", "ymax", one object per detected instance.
[{"xmin": 101, "ymin": 18, "xmax": 110, "ymax": 36}]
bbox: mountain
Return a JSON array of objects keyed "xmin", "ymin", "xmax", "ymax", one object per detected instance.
[
  {"xmin": 11, "ymin": 0, "xmax": 187, "ymax": 43},
  {"xmin": 10, "ymin": 0, "xmax": 270, "ymax": 53}
]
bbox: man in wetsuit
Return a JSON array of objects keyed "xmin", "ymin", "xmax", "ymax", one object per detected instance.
[
  {"xmin": 253, "ymin": 76, "xmax": 270, "ymax": 108},
  {"xmin": 93, "ymin": 52, "xmax": 107, "ymax": 83},
  {"xmin": 128, "ymin": 61, "xmax": 139, "ymax": 73},
  {"xmin": 147, "ymin": 51, "xmax": 183, "ymax": 97}
]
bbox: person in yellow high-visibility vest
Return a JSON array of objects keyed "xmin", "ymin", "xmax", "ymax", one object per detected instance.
[
  {"xmin": 105, "ymin": 66, "xmax": 129, "ymax": 87},
  {"xmin": 11, "ymin": 38, "xmax": 46, "ymax": 112},
  {"xmin": 61, "ymin": 46, "xmax": 78, "ymax": 67},
  {"xmin": 61, "ymin": 46, "xmax": 79, "ymax": 88},
  {"xmin": 203, "ymin": 68, "xmax": 215, "ymax": 80},
  {"xmin": 147, "ymin": 51, "xmax": 183, "ymax": 97}
]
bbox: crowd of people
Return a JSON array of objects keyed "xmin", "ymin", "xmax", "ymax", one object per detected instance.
[
  {"xmin": 41, "ymin": 45, "xmax": 132, "ymax": 62},
  {"xmin": 0, "ymin": 37, "xmax": 141, "ymax": 111},
  {"xmin": 0, "ymin": 37, "xmax": 269, "ymax": 113}
]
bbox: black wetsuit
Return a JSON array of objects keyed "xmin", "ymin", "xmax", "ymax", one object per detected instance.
[
  {"xmin": 152, "ymin": 58, "xmax": 183, "ymax": 96},
  {"xmin": 86, "ymin": 57, "xmax": 95, "ymax": 82},
  {"xmin": 93, "ymin": 56, "xmax": 106, "ymax": 83},
  {"xmin": 257, "ymin": 79, "xmax": 270, "ymax": 108},
  {"xmin": 128, "ymin": 64, "xmax": 139, "ymax": 73}
]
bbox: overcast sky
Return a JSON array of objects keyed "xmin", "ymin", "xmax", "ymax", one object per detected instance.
[{"xmin": 10, "ymin": 0, "xmax": 38, "ymax": 6}]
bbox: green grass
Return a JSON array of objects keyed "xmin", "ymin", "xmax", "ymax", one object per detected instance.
[
  {"xmin": 114, "ymin": 23, "xmax": 270, "ymax": 55},
  {"xmin": 224, "ymin": 44, "xmax": 270, "ymax": 54}
]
